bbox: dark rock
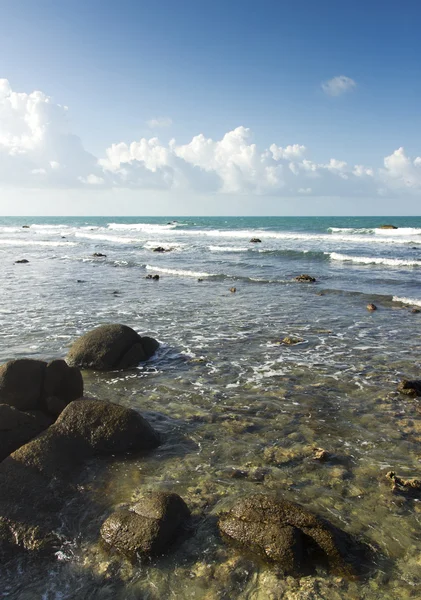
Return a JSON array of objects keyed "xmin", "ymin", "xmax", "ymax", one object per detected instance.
[
  {"xmin": 22, "ymin": 225, "xmax": 30, "ymax": 229},
  {"xmin": 379, "ymin": 224, "xmax": 398, "ymax": 229},
  {"xmin": 77, "ymin": 279, "xmax": 86, "ymax": 283},
  {"xmin": 218, "ymin": 494, "xmax": 363, "ymax": 576},
  {"xmin": 411, "ymin": 308, "xmax": 420, "ymax": 314},
  {"xmin": 281, "ymin": 337, "xmax": 303, "ymax": 345},
  {"xmin": 386, "ymin": 471, "xmax": 421, "ymax": 497},
  {"xmin": 367, "ymin": 303, "xmax": 377, "ymax": 312},
  {"xmin": 0, "ymin": 399, "xmax": 160, "ymax": 557},
  {"xmin": 397, "ymin": 379, "xmax": 421, "ymax": 397},
  {"xmin": 250, "ymin": 238, "xmax": 262, "ymax": 243},
  {"xmin": 230, "ymin": 287, "xmax": 236, "ymax": 293},
  {"xmin": 198, "ymin": 278, "xmax": 203, "ymax": 282},
  {"xmin": 145, "ymin": 274, "xmax": 160, "ymax": 280},
  {"xmin": 15, "ymin": 259, "xmax": 29, "ymax": 264},
  {"xmin": 92, "ymin": 252, "xmax": 106, "ymax": 257},
  {"xmin": 66, "ymin": 324, "xmax": 159, "ymax": 370},
  {"xmin": 152, "ymin": 247, "xmax": 170, "ymax": 253},
  {"xmin": 295, "ymin": 274, "xmax": 316, "ymax": 283},
  {"xmin": 42, "ymin": 360, "xmax": 83, "ymax": 416},
  {"xmin": 139, "ymin": 336, "xmax": 160, "ymax": 359},
  {"xmin": 0, "ymin": 359, "xmax": 46, "ymax": 411},
  {"xmin": 100, "ymin": 491, "xmax": 190, "ymax": 558},
  {"xmin": 0, "ymin": 405, "xmax": 48, "ymax": 462}
]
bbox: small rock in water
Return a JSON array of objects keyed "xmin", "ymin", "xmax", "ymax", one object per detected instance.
[
  {"xmin": 92, "ymin": 252, "xmax": 106, "ymax": 258},
  {"xmin": 22, "ymin": 225, "xmax": 30, "ymax": 229},
  {"xmin": 15, "ymin": 259, "xmax": 29, "ymax": 264},
  {"xmin": 411, "ymin": 308, "xmax": 420, "ymax": 313},
  {"xmin": 230, "ymin": 287, "xmax": 237, "ymax": 293},
  {"xmin": 379, "ymin": 224, "xmax": 398, "ymax": 229},
  {"xmin": 295, "ymin": 274, "xmax": 316, "ymax": 283},
  {"xmin": 313, "ymin": 447, "xmax": 330, "ymax": 461},
  {"xmin": 76, "ymin": 279, "xmax": 86, "ymax": 283},
  {"xmin": 146, "ymin": 274, "xmax": 160, "ymax": 280},
  {"xmin": 197, "ymin": 278, "xmax": 203, "ymax": 282},
  {"xmin": 100, "ymin": 491, "xmax": 190, "ymax": 558},
  {"xmin": 152, "ymin": 246, "xmax": 170, "ymax": 253},
  {"xmin": 250, "ymin": 238, "xmax": 262, "ymax": 243},
  {"xmin": 386, "ymin": 471, "xmax": 421, "ymax": 497},
  {"xmin": 367, "ymin": 303, "xmax": 377, "ymax": 312},
  {"xmin": 397, "ymin": 379, "xmax": 421, "ymax": 397},
  {"xmin": 281, "ymin": 336, "xmax": 304, "ymax": 345}
]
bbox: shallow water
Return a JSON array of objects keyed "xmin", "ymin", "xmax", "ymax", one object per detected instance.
[{"xmin": 1, "ymin": 216, "xmax": 421, "ymax": 599}]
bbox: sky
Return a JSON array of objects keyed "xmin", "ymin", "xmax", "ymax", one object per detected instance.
[{"xmin": 1, "ymin": 0, "xmax": 421, "ymax": 216}]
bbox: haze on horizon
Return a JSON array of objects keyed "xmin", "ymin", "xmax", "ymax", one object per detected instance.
[{"xmin": 1, "ymin": 0, "xmax": 421, "ymax": 216}]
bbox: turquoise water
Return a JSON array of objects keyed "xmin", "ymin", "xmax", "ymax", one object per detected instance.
[{"xmin": 1, "ymin": 216, "xmax": 421, "ymax": 599}]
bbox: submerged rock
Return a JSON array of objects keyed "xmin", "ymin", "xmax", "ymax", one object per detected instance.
[
  {"xmin": 295, "ymin": 274, "xmax": 316, "ymax": 283},
  {"xmin": 66, "ymin": 324, "xmax": 159, "ymax": 370},
  {"xmin": 367, "ymin": 303, "xmax": 377, "ymax": 312},
  {"xmin": 281, "ymin": 337, "xmax": 304, "ymax": 345},
  {"xmin": 100, "ymin": 491, "xmax": 190, "ymax": 558},
  {"xmin": 398, "ymin": 379, "xmax": 421, "ymax": 396},
  {"xmin": 218, "ymin": 494, "xmax": 364, "ymax": 576},
  {"xmin": 15, "ymin": 259, "xmax": 29, "ymax": 264},
  {"xmin": 386, "ymin": 471, "xmax": 421, "ymax": 498},
  {"xmin": 145, "ymin": 274, "xmax": 160, "ymax": 280},
  {"xmin": 92, "ymin": 252, "xmax": 106, "ymax": 257},
  {"xmin": 379, "ymin": 224, "xmax": 398, "ymax": 229},
  {"xmin": 230, "ymin": 287, "xmax": 237, "ymax": 293}
]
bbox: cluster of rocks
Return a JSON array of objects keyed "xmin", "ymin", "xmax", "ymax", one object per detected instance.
[
  {"xmin": 145, "ymin": 274, "xmax": 160, "ymax": 280},
  {"xmin": 295, "ymin": 274, "xmax": 316, "ymax": 283}
]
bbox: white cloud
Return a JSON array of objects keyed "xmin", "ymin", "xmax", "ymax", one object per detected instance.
[
  {"xmin": 321, "ymin": 75, "xmax": 357, "ymax": 96},
  {"xmin": 0, "ymin": 79, "xmax": 420, "ymax": 199},
  {"xmin": 147, "ymin": 117, "xmax": 173, "ymax": 128}
]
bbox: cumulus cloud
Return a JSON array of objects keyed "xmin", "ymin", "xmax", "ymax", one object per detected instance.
[
  {"xmin": 0, "ymin": 78, "xmax": 420, "ymax": 198},
  {"xmin": 321, "ymin": 75, "xmax": 356, "ymax": 96},
  {"xmin": 147, "ymin": 117, "xmax": 173, "ymax": 128}
]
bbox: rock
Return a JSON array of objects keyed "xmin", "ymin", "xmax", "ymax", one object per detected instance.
[
  {"xmin": 411, "ymin": 308, "xmax": 420, "ymax": 314},
  {"xmin": 386, "ymin": 471, "xmax": 421, "ymax": 498},
  {"xmin": 152, "ymin": 246, "xmax": 170, "ymax": 253},
  {"xmin": 77, "ymin": 279, "xmax": 86, "ymax": 283},
  {"xmin": 145, "ymin": 274, "xmax": 160, "ymax": 280},
  {"xmin": 42, "ymin": 360, "xmax": 83, "ymax": 416},
  {"xmin": 22, "ymin": 225, "xmax": 30, "ymax": 229},
  {"xmin": 295, "ymin": 274, "xmax": 316, "ymax": 283},
  {"xmin": 367, "ymin": 303, "xmax": 377, "ymax": 312},
  {"xmin": 313, "ymin": 447, "xmax": 330, "ymax": 462},
  {"xmin": 397, "ymin": 379, "xmax": 421, "ymax": 397},
  {"xmin": 0, "ymin": 399, "xmax": 160, "ymax": 557},
  {"xmin": 100, "ymin": 491, "xmax": 190, "ymax": 558},
  {"xmin": 281, "ymin": 337, "xmax": 303, "ymax": 345},
  {"xmin": 218, "ymin": 494, "xmax": 364, "ymax": 576},
  {"xmin": 0, "ymin": 359, "xmax": 46, "ymax": 411},
  {"xmin": 198, "ymin": 278, "xmax": 203, "ymax": 282},
  {"xmin": 66, "ymin": 324, "xmax": 159, "ymax": 370},
  {"xmin": 92, "ymin": 252, "xmax": 106, "ymax": 257},
  {"xmin": 250, "ymin": 238, "xmax": 262, "ymax": 243},
  {"xmin": 15, "ymin": 259, "xmax": 29, "ymax": 264},
  {"xmin": 0, "ymin": 405, "xmax": 49, "ymax": 462},
  {"xmin": 230, "ymin": 287, "xmax": 237, "ymax": 293},
  {"xmin": 379, "ymin": 224, "xmax": 398, "ymax": 229}
]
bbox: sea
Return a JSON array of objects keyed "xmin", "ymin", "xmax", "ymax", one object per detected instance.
[{"xmin": 1, "ymin": 215, "xmax": 421, "ymax": 599}]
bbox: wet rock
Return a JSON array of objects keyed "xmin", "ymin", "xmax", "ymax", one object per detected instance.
[
  {"xmin": 218, "ymin": 494, "xmax": 364, "ymax": 576},
  {"xmin": 313, "ymin": 447, "xmax": 330, "ymax": 462},
  {"xmin": 100, "ymin": 491, "xmax": 190, "ymax": 558},
  {"xmin": 367, "ymin": 303, "xmax": 377, "ymax": 312},
  {"xmin": 0, "ymin": 405, "xmax": 49, "ymax": 462},
  {"xmin": 22, "ymin": 225, "xmax": 30, "ymax": 229},
  {"xmin": 386, "ymin": 471, "xmax": 421, "ymax": 498},
  {"xmin": 397, "ymin": 379, "xmax": 421, "ymax": 397},
  {"xmin": 42, "ymin": 359, "xmax": 83, "ymax": 416},
  {"xmin": 250, "ymin": 238, "xmax": 262, "ymax": 243},
  {"xmin": 282, "ymin": 337, "xmax": 304, "ymax": 345},
  {"xmin": 0, "ymin": 359, "xmax": 46, "ymax": 411},
  {"xmin": 92, "ymin": 252, "xmax": 106, "ymax": 257},
  {"xmin": 198, "ymin": 278, "xmax": 203, "ymax": 282},
  {"xmin": 379, "ymin": 224, "xmax": 398, "ymax": 229},
  {"xmin": 15, "ymin": 259, "xmax": 29, "ymax": 264},
  {"xmin": 0, "ymin": 399, "xmax": 160, "ymax": 557},
  {"xmin": 295, "ymin": 274, "xmax": 316, "ymax": 283},
  {"xmin": 230, "ymin": 287, "xmax": 237, "ymax": 293},
  {"xmin": 66, "ymin": 324, "xmax": 159, "ymax": 370},
  {"xmin": 411, "ymin": 308, "xmax": 421, "ymax": 314},
  {"xmin": 152, "ymin": 246, "xmax": 170, "ymax": 253},
  {"xmin": 145, "ymin": 274, "xmax": 160, "ymax": 280}
]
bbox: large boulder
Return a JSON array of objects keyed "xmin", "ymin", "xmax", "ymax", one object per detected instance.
[
  {"xmin": 0, "ymin": 359, "xmax": 46, "ymax": 410},
  {"xmin": 218, "ymin": 494, "xmax": 365, "ymax": 576},
  {"xmin": 0, "ymin": 358, "xmax": 83, "ymax": 415},
  {"xmin": 101, "ymin": 491, "xmax": 190, "ymax": 558},
  {"xmin": 0, "ymin": 399, "xmax": 160, "ymax": 557},
  {"xmin": 66, "ymin": 324, "xmax": 159, "ymax": 370}
]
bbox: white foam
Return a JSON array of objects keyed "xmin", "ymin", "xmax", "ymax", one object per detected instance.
[
  {"xmin": 145, "ymin": 265, "xmax": 213, "ymax": 277},
  {"xmin": 108, "ymin": 222, "xmax": 177, "ymax": 232},
  {"xmin": 392, "ymin": 296, "xmax": 421, "ymax": 307},
  {"xmin": 330, "ymin": 252, "xmax": 421, "ymax": 267},
  {"xmin": 329, "ymin": 226, "xmax": 421, "ymax": 237},
  {"xmin": 0, "ymin": 239, "xmax": 76, "ymax": 247},
  {"xmin": 143, "ymin": 241, "xmax": 185, "ymax": 250},
  {"xmin": 209, "ymin": 245, "xmax": 249, "ymax": 252},
  {"xmin": 75, "ymin": 232, "xmax": 140, "ymax": 244}
]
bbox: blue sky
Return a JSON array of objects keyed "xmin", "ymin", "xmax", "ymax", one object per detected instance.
[{"xmin": 1, "ymin": 0, "xmax": 421, "ymax": 215}]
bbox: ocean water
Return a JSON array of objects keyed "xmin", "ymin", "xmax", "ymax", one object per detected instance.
[{"xmin": 1, "ymin": 215, "xmax": 421, "ymax": 599}]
